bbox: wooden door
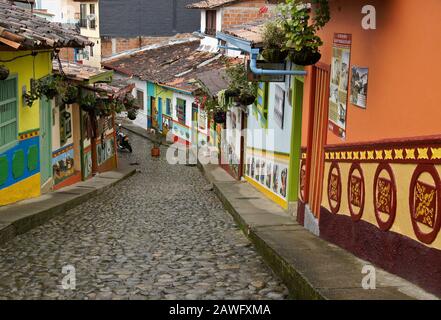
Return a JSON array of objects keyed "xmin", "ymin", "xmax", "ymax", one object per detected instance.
[
  {"xmin": 151, "ymin": 97, "xmax": 158, "ymax": 130},
  {"xmin": 39, "ymin": 97, "xmax": 52, "ymax": 185},
  {"xmin": 305, "ymin": 63, "xmax": 330, "ymax": 217}
]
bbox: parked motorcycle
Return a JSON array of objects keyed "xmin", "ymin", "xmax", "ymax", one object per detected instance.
[{"xmin": 116, "ymin": 124, "xmax": 133, "ymax": 153}]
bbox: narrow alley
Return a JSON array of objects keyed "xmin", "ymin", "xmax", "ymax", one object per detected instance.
[{"xmin": 0, "ymin": 131, "xmax": 288, "ymax": 300}]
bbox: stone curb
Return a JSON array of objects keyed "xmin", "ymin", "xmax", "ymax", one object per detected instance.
[
  {"xmin": 120, "ymin": 124, "xmax": 435, "ymax": 300},
  {"xmin": 0, "ymin": 167, "xmax": 137, "ymax": 246},
  {"xmin": 198, "ymin": 163, "xmax": 321, "ymax": 300}
]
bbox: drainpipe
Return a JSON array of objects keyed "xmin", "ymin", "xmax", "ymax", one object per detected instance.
[
  {"xmin": 249, "ymin": 48, "xmax": 307, "ymax": 76},
  {"xmin": 218, "ymin": 45, "xmax": 307, "ymax": 77}
]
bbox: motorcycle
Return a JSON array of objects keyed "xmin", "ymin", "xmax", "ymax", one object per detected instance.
[{"xmin": 116, "ymin": 124, "xmax": 133, "ymax": 153}]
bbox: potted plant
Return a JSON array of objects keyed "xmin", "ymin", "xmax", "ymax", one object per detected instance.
[
  {"xmin": 261, "ymin": 20, "xmax": 288, "ymax": 63},
  {"xmin": 37, "ymin": 76, "xmax": 59, "ymax": 99},
  {"xmin": 79, "ymin": 93, "xmax": 97, "ymax": 112},
  {"xmin": 23, "ymin": 91, "xmax": 39, "ymax": 108},
  {"xmin": 225, "ymin": 63, "xmax": 257, "ymax": 106},
  {"xmin": 0, "ymin": 65, "xmax": 10, "ymax": 81},
  {"xmin": 127, "ymin": 108, "xmax": 137, "ymax": 120},
  {"xmin": 60, "ymin": 84, "xmax": 79, "ymax": 104},
  {"xmin": 278, "ymin": 0, "xmax": 330, "ymax": 66},
  {"xmin": 97, "ymin": 99, "xmax": 113, "ymax": 117}
]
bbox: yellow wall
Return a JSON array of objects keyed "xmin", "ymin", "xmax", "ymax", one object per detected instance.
[
  {"xmin": 0, "ymin": 174, "xmax": 41, "ymax": 206},
  {"xmin": 321, "ymin": 162, "xmax": 441, "ymax": 250},
  {"xmin": 0, "ymin": 50, "xmax": 52, "ymax": 133}
]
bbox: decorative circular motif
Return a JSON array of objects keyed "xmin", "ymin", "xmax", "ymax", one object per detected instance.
[
  {"xmin": 299, "ymin": 159, "xmax": 306, "ymax": 202},
  {"xmin": 327, "ymin": 162, "xmax": 342, "ymax": 214},
  {"xmin": 373, "ymin": 163, "xmax": 397, "ymax": 231},
  {"xmin": 409, "ymin": 164, "xmax": 441, "ymax": 244},
  {"xmin": 347, "ymin": 163, "xmax": 365, "ymax": 222}
]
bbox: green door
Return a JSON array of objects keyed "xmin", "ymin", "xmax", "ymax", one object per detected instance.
[{"xmin": 39, "ymin": 97, "xmax": 52, "ymax": 185}]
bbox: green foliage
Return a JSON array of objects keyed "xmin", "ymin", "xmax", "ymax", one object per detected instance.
[
  {"xmin": 278, "ymin": 0, "xmax": 330, "ymax": 54},
  {"xmin": 224, "ymin": 63, "xmax": 257, "ymax": 105},
  {"xmin": 36, "ymin": 76, "xmax": 60, "ymax": 99},
  {"xmin": 58, "ymin": 81, "xmax": 79, "ymax": 104},
  {"xmin": 262, "ymin": 20, "xmax": 286, "ymax": 50},
  {"xmin": 79, "ymin": 92, "xmax": 97, "ymax": 111}
]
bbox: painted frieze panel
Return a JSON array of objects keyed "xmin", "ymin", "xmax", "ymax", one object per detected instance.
[
  {"xmin": 348, "ymin": 163, "xmax": 365, "ymax": 221},
  {"xmin": 409, "ymin": 164, "xmax": 441, "ymax": 244}
]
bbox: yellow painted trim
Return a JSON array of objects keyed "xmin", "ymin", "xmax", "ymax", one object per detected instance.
[
  {"xmin": 0, "ymin": 174, "xmax": 41, "ymax": 206},
  {"xmin": 245, "ymin": 176, "xmax": 288, "ymax": 210},
  {"xmin": 246, "ymin": 147, "xmax": 290, "ymax": 161}
]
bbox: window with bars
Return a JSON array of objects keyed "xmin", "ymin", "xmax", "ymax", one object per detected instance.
[
  {"xmin": 205, "ymin": 10, "xmax": 217, "ymax": 36},
  {"xmin": 165, "ymin": 98, "xmax": 171, "ymax": 116},
  {"xmin": 79, "ymin": 4, "xmax": 87, "ymax": 28},
  {"xmin": 136, "ymin": 90, "xmax": 144, "ymax": 109},
  {"xmin": 176, "ymin": 98, "xmax": 186, "ymax": 125},
  {"xmin": 0, "ymin": 76, "xmax": 18, "ymax": 152},
  {"xmin": 89, "ymin": 4, "xmax": 96, "ymax": 29}
]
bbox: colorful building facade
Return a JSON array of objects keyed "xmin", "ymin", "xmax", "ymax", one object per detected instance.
[
  {"xmin": 297, "ymin": 0, "xmax": 441, "ymax": 296},
  {"xmin": 0, "ymin": 0, "xmax": 91, "ymax": 206}
]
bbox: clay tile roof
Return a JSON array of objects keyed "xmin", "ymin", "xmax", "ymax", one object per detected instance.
[
  {"xmin": 102, "ymin": 41, "xmax": 235, "ymax": 93},
  {"xmin": 223, "ymin": 18, "xmax": 269, "ymax": 45},
  {"xmin": 186, "ymin": 0, "xmax": 238, "ymax": 9},
  {"xmin": 0, "ymin": 0, "xmax": 92, "ymax": 50},
  {"xmin": 53, "ymin": 60, "xmax": 113, "ymax": 83}
]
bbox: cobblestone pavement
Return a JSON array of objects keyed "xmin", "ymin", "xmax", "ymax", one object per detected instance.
[{"xmin": 0, "ymin": 131, "xmax": 289, "ymax": 300}]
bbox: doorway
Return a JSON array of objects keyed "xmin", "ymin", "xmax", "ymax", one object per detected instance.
[
  {"xmin": 305, "ymin": 63, "xmax": 331, "ymax": 218},
  {"xmin": 39, "ymin": 97, "xmax": 52, "ymax": 186}
]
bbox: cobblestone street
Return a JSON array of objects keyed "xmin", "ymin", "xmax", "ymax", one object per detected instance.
[{"xmin": 0, "ymin": 131, "xmax": 288, "ymax": 300}]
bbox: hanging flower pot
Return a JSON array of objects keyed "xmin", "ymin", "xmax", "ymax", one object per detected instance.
[
  {"xmin": 225, "ymin": 88, "xmax": 240, "ymax": 100},
  {"xmin": 62, "ymin": 86, "xmax": 79, "ymax": 104},
  {"xmin": 127, "ymin": 108, "xmax": 137, "ymax": 120},
  {"xmin": 0, "ymin": 66, "xmax": 10, "ymax": 80},
  {"xmin": 238, "ymin": 93, "xmax": 256, "ymax": 106},
  {"xmin": 79, "ymin": 93, "xmax": 97, "ymax": 112},
  {"xmin": 261, "ymin": 48, "xmax": 288, "ymax": 63},
  {"xmin": 213, "ymin": 111, "xmax": 226, "ymax": 124},
  {"xmin": 289, "ymin": 48, "xmax": 322, "ymax": 67}
]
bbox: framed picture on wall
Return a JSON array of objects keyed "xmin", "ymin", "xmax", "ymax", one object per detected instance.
[
  {"xmin": 350, "ymin": 66, "xmax": 369, "ymax": 109},
  {"xmin": 274, "ymin": 85, "xmax": 285, "ymax": 129}
]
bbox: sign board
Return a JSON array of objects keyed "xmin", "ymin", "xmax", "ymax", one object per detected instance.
[{"xmin": 328, "ymin": 33, "xmax": 352, "ymax": 139}]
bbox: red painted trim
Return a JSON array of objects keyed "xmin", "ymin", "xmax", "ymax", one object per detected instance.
[
  {"xmin": 347, "ymin": 163, "xmax": 365, "ymax": 222},
  {"xmin": 373, "ymin": 163, "xmax": 397, "ymax": 231},
  {"xmin": 304, "ymin": 66, "xmax": 317, "ymax": 204},
  {"xmin": 409, "ymin": 164, "xmax": 441, "ymax": 244},
  {"xmin": 53, "ymin": 172, "xmax": 82, "ymax": 190},
  {"xmin": 325, "ymin": 135, "xmax": 441, "ymax": 151}
]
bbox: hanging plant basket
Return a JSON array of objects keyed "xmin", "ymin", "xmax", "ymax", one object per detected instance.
[
  {"xmin": 261, "ymin": 49, "xmax": 288, "ymax": 63},
  {"xmin": 79, "ymin": 93, "xmax": 97, "ymax": 112},
  {"xmin": 289, "ymin": 48, "xmax": 322, "ymax": 66},
  {"xmin": 238, "ymin": 93, "xmax": 256, "ymax": 106},
  {"xmin": 0, "ymin": 66, "xmax": 9, "ymax": 81},
  {"xmin": 213, "ymin": 111, "xmax": 226, "ymax": 124},
  {"xmin": 62, "ymin": 86, "xmax": 79, "ymax": 104},
  {"xmin": 225, "ymin": 88, "xmax": 240, "ymax": 99},
  {"xmin": 127, "ymin": 108, "xmax": 137, "ymax": 120}
]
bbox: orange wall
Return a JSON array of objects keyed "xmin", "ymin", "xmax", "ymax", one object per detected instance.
[{"xmin": 301, "ymin": 0, "xmax": 441, "ymax": 146}]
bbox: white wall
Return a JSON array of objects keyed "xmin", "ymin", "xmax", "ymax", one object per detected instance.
[
  {"xmin": 129, "ymin": 77, "xmax": 148, "ymax": 130},
  {"xmin": 38, "ymin": 0, "xmax": 79, "ymax": 24}
]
